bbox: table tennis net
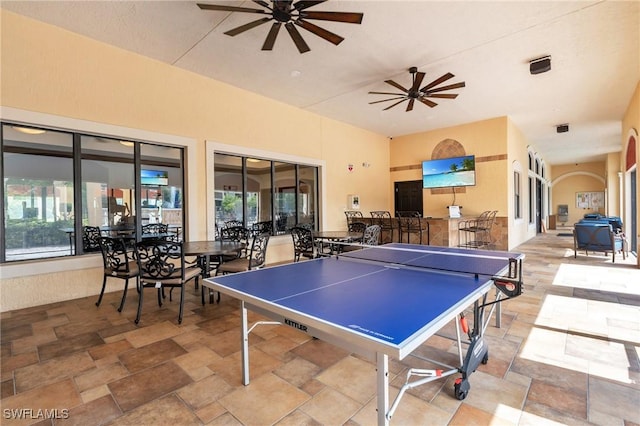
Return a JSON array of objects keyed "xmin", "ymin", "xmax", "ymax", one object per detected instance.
[{"xmin": 337, "ymin": 244, "xmax": 522, "ymax": 292}]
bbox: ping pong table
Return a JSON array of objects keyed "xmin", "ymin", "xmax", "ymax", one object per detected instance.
[{"xmin": 203, "ymin": 243, "xmax": 524, "ymax": 425}]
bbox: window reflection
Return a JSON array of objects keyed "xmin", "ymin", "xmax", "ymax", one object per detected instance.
[
  {"xmin": 141, "ymin": 144, "xmax": 183, "ymax": 238},
  {"xmin": 81, "ymin": 136, "xmax": 135, "ymax": 229},
  {"xmin": 213, "ymin": 153, "xmax": 318, "ymax": 238},
  {"xmin": 214, "ymin": 154, "xmax": 244, "ymax": 228},
  {"xmin": 2, "ymin": 125, "xmax": 74, "ymax": 261}
]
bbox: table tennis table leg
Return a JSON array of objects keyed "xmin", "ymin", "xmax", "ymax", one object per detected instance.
[
  {"xmin": 241, "ymin": 301, "xmax": 250, "ymax": 386},
  {"xmin": 376, "ymin": 352, "xmax": 390, "ymax": 426}
]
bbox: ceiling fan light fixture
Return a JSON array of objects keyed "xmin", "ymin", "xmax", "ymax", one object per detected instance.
[
  {"xmin": 369, "ymin": 66, "xmax": 465, "ymax": 112},
  {"xmin": 198, "ymin": 1, "xmax": 364, "ymax": 54}
]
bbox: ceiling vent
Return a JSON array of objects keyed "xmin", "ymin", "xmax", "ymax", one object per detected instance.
[
  {"xmin": 530, "ymin": 56, "xmax": 551, "ymax": 75},
  {"xmin": 556, "ymin": 124, "xmax": 569, "ymax": 133}
]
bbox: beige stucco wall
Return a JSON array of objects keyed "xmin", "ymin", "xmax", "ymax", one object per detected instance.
[
  {"xmin": 0, "ymin": 10, "xmax": 390, "ymax": 311},
  {"xmin": 389, "ymin": 117, "xmax": 509, "ymax": 219},
  {"xmin": 506, "ymin": 118, "xmax": 538, "ymax": 249},
  {"xmin": 551, "ymin": 162, "xmax": 607, "ymax": 225}
]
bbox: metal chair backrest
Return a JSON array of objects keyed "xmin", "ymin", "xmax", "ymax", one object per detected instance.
[
  {"xmin": 252, "ymin": 220, "xmax": 273, "ymax": 236},
  {"xmin": 344, "ymin": 210, "xmax": 364, "ymax": 225},
  {"xmin": 98, "ymin": 236, "xmax": 134, "ymax": 274},
  {"xmin": 142, "ymin": 222, "xmax": 169, "ymax": 235},
  {"xmin": 221, "ymin": 225, "xmax": 248, "ymax": 242},
  {"xmin": 135, "ymin": 239, "xmax": 185, "ymax": 281},
  {"xmin": 363, "ymin": 225, "xmax": 381, "ymax": 245},
  {"xmin": 248, "ymin": 232, "xmax": 270, "ymax": 270},
  {"xmin": 291, "ymin": 226, "xmax": 314, "ymax": 261},
  {"xmin": 82, "ymin": 226, "xmax": 102, "ymax": 252},
  {"xmin": 348, "ymin": 221, "xmax": 367, "ymax": 235}
]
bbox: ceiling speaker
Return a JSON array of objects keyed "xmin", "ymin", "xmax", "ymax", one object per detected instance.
[{"xmin": 530, "ymin": 56, "xmax": 551, "ymax": 75}]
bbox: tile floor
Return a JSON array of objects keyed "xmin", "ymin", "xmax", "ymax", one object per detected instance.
[{"xmin": 1, "ymin": 232, "xmax": 639, "ymax": 425}]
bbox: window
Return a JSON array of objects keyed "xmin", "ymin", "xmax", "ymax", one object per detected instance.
[
  {"xmin": 81, "ymin": 136, "xmax": 135, "ymax": 229},
  {"xmin": 528, "ymin": 176, "xmax": 534, "ymax": 224},
  {"xmin": 140, "ymin": 144, "xmax": 183, "ymax": 229},
  {"xmin": 1, "ymin": 122, "xmax": 185, "ymax": 263},
  {"xmin": 514, "ymin": 171, "xmax": 521, "ymax": 219},
  {"xmin": 214, "ymin": 153, "xmax": 318, "ymax": 236},
  {"xmin": 2, "ymin": 125, "xmax": 74, "ymax": 261}
]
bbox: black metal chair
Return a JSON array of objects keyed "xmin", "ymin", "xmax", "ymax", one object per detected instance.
[
  {"xmin": 344, "ymin": 210, "xmax": 364, "ymax": 227},
  {"xmin": 218, "ymin": 233, "xmax": 270, "ymax": 274},
  {"xmin": 291, "ymin": 226, "xmax": 315, "ymax": 261},
  {"xmin": 396, "ymin": 211, "xmax": 429, "ymax": 244},
  {"xmin": 220, "ymin": 225, "xmax": 249, "ymax": 261},
  {"xmin": 134, "ymin": 240, "xmax": 200, "ymax": 324},
  {"xmin": 96, "ymin": 236, "xmax": 139, "ymax": 312},
  {"xmin": 141, "ymin": 223, "xmax": 170, "ymax": 240},
  {"xmin": 362, "ymin": 224, "xmax": 381, "ymax": 246},
  {"xmin": 341, "ymin": 221, "xmax": 367, "ymax": 252},
  {"xmin": 370, "ymin": 211, "xmax": 394, "ymax": 243},
  {"xmin": 82, "ymin": 226, "xmax": 102, "ymax": 252},
  {"xmin": 251, "ymin": 220, "xmax": 273, "ymax": 237}
]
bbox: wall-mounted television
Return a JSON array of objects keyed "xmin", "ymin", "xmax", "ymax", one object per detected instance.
[
  {"xmin": 141, "ymin": 169, "xmax": 168, "ymax": 186},
  {"xmin": 422, "ymin": 155, "xmax": 476, "ymax": 189}
]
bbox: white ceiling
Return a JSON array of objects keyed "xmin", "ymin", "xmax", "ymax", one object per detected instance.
[{"xmin": 2, "ymin": 0, "xmax": 639, "ymax": 165}]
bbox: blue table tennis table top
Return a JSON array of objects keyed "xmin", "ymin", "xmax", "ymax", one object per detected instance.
[{"xmin": 206, "ymin": 243, "xmax": 523, "ymax": 359}]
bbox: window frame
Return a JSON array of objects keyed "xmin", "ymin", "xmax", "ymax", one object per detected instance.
[
  {"xmin": 207, "ymin": 141, "xmax": 325, "ymax": 241},
  {"xmin": 1, "ymin": 114, "xmax": 191, "ymax": 265}
]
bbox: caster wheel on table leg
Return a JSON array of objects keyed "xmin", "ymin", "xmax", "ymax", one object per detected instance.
[{"xmin": 454, "ymin": 378, "xmax": 470, "ymax": 400}]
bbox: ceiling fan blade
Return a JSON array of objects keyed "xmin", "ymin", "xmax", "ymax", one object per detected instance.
[
  {"xmin": 410, "ymin": 72, "xmax": 425, "ymax": 93},
  {"xmin": 369, "ymin": 97, "xmax": 406, "ymax": 105},
  {"xmin": 285, "ymin": 22, "xmax": 310, "ymax": 53},
  {"xmin": 301, "ymin": 11, "xmax": 364, "ymax": 24},
  {"xmin": 383, "ymin": 99, "xmax": 408, "ymax": 111},
  {"xmin": 368, "ymin": 91, "xmax": 405, "ymax": 96},
  {"xmin": 420, "ymin": 72, "xmax": 454, "ymax": 92},
  {"xmin": 252, "ymin": 0, "xmax": 272, "ymax": 8},
  {"xmin": 406, "ymin": 99, "xmax": 415, "ymax": 112},
  {"xmin": 197, "ymin": 4, "xmax": 267, "ymax": 14},
  {"xmin": 427, "ymin": 93, "xmax": 459, "ymax": 99},
  {"xmin": 296, "ymin": 19, "xmax": 344, "ymax": 45},
  {"xmin": 294, "ymin": 1, "xmax": 327, "ymax": 11},
  {"xmin": 426, "ymin": 81, "xmax": 466, "ymax": 94},
  {"xmin": 384, "ymin": 80, "xmax": 408, "ymax": 93},
  {"xmin": 419, "ymin": 98, "xmax": 438, "ymax": 108},
  {"xmin": 262, "ymin": 22, "xmax": 282, "ymax": 50},
  {"xmin": 224, "ymin": 17, "xmax": 272, "ymax": 36}
]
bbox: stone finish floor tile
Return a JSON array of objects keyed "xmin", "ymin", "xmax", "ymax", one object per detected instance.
[{"xmin": 1, "ymin": 232, "xmax": 638, "ymax": 425}]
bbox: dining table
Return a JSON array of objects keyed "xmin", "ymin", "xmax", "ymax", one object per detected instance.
[
  {"xmin": 182, "ymin": 240, "xmax": 246, "ymax": 303},
  {"xmin": 312, "ymin": 230, "xmax": 363, "ymax": 256}
]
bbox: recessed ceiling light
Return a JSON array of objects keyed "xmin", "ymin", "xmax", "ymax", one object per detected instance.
[{"xmin": 12, "ymin": 126, "xmax": 46, "ymax": 135}]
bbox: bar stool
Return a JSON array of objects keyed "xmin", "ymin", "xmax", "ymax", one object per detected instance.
[
  {"xmin": 396, "ymin": 211, "xmax": 429, "ymax": 245},
  {"xmin": 370, "ymin": 211, "xmax": 394, "ymax": 243},
  {"xmin": 458, "ymin": 210, "xmax": 494, "ymax": 248},
  {"xmin": 344, "ymin": 210, "xmax": 363, "ymax": 227}
]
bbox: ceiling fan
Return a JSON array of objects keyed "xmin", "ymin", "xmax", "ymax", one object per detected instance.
[
  {"xmin": 197, "ymin": 1, "xmax": 364, "ymax": 54},
  {"xmin": 369, "ymin": 67, "xmax": 466, "ymax": 112}
]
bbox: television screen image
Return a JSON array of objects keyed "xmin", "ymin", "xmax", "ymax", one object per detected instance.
[
  {"xmin": 141, "ymin": 169, "xmax": 169, "ymax": 186},
  {"xmin": 422, "ymin": 155, "xmax": 475, "ymax": 189}
]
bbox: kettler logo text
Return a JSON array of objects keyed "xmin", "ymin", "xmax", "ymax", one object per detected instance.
[{"xmin": 284, "ymin": 318, "xmax": 308, "ymax": 332}]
